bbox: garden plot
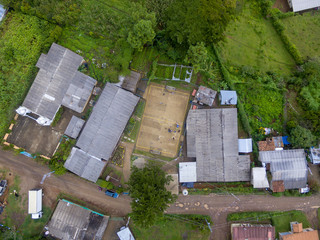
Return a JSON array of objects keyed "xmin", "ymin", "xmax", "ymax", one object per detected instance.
[
  {"xmin": 136, "ymin": 84, "xmax": 189, "ymax": 158},
  {"xmin": 155, "ymin": 64, "xmax": 193, "ymax": 83}
]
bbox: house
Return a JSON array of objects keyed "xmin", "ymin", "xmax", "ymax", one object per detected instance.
[
  {"xmin": 238, "ymin": 138, "xmax": 253, "ymax": 153},
  {"xmin": 259, "ymin": 149, "xmax": 308, "ymax": 191},
  {"xmin": 195, "ymin": 85, "xmax": 217, "ymax": 107},
  {"xmin": 309, "ymin": 146, "xmax": 320, "ymax": 164},
  {"xmin": 121, "ymin": 71, "xmax": 141, "ymax": 93},
  {"xmin": 28, "ymin": 189, "xmax": 42, "ymax": 219},
  {"xmin": 0, "ymin": 4, "xmax": 6, "ymax": 21},
  {"xmin": 16, "ymin": 43, "xmax": 96, "ymax": 126},
  {"xmin": 65, "ymin": 83, "xmax": 139, "ymax": 182},
  {"xmin": 117, "ymin": 227, "xmax": 135, "ymax": 240},
  {"xmin": 220, "ymin": 90, "xmax": 237, "ymax": 105},
  {"xmin": 231, "ymin": 223, "xmax": 275, "ymax": 240},
  {"xmin": 258, "ymin": 136, "xmax": 284, "ymax": 152},
  {"xmin": 251, "ymin": 167, "xmax": 269, "ymax": 188},
  {"xmin": 45, "ymin": 199, "xmax": 109, "ymax": 240},
  {"xmin": 64, "ymin": 116, "xmax": 85, "ymax": 139},
  {"xmin": 181, "ymin": 108, "xmax": 250, "ymax": 183},
  {"xmin": 279, "ymin": 222, "xmax": 319, "ymax": 240},
  {"xmin": 287, "ymin": 0, "xmax": 320, "ymax": 12}
]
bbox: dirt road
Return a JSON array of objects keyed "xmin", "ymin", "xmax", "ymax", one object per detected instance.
[{"xmin": 0, "ymin": 149, "xmax": 319, "ymax": 239}]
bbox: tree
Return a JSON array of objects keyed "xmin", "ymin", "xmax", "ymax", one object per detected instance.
[
  {"xmin": 144, "ymin": 0, "xmax": 174, "ymax": 27},
  {"xmin": 165, "ymin": 0, "xmax": 236, "ymax": 46},
  {"xmin": 128, "ymin": 162, "xmax": 176, "ymax": 228},
  {"xmin": 127, "ymin": 19, "xmax": 155, "ymax": 51},
  {"xmin": 185, "ymin": 42, "xmax": 208, "ymax": 73},
  {"xmin": 289, "ymin": 125, "xmax": 316, "ymax": 148}
]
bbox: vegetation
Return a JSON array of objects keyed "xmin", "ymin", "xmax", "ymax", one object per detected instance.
[
  {"xmin": 131, "ymin": 214, "xmax": 212, "ymax": 240},
  {"xmin": 51, "ymin": 107, "xmax": 64, "ymax": 127},
  {"xmin": 96, "ymin": 179, "xmax": 114, "ymax": 190},
  {"xmin": 128, "ymin": 161, "xmax": 176, "ymax": 228},
  {"xmin": 289, "ymin": 125, "xmax": 316, "ymax": 148}
]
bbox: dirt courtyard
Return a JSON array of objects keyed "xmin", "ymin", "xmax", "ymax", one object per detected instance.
[{"xmin": 136, "ymin": 84, "xmax": 190, "ymax": 157}]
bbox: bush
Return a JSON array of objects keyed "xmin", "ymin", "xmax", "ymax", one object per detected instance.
[{"xmin": 96, "ymin": 179, "xmax": 114, "ymax": 189}]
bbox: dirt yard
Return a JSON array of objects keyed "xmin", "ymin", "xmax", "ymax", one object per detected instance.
[{"xmin": 136, "ymin": 84, "xmax": 190, "ymax": 157}]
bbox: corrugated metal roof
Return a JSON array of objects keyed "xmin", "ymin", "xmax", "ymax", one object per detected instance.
[
  {"xmin": 238, "ymin": 138, "xmax": 253, "ymax": 153},
  {"xmin": 280, "ymin": 228, "xmax": 319, "ymax": 240},
  {"xmin": 179, "ymin": 162, "xmax": 197, "ymax": 182},
  {"xmin": 64, "ymin": 148, "xmax": 106, "ymax": 182},
  {"xmin": 117, "ymin": 227, "xmax": 135, "ymax": 240},
  {"xmin": 291, "ymin": 0, "xmax": 320, "ymax": 12},
  {"xmin": 47, "ymin": 199, "xmax": 109, "ymax": 240},
  {"xmin": 76, "ymin": 83, "xmax": 139, "ymax": 160},
  {"xmin": 187, "ymin": 108, "xmax": 250, "ymax": 182},
  {"xmin": 64, "ymin": 116, "xmax": 85, "ymax": 139},
  {"xmin": 220, "ymin": 90, "xmax": 237, "ymax": 105},
  {"xmin": 251, "ymin": 168, "xmax": 269, "ymax": 188},
  {"xmin": 122, "ymin": 71, "xmax": 141, "ymax": 93},
  {"xmin": 0, "ymin": 4, "xmax": 6, "ymax": 21},
  {"xmin": 28, "ymin": 189, "xmax": 42, "ymax": 214},
  {"xmin": 195, "ymin": 85, "xmax": 217, "ymax": 107},
  {"xmin": 232, "ymin": 224, "xmax": 275, "ymax": 240}
]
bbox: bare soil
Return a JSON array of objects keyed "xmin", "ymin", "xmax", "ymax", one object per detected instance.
[{"xmin": 273, "ymin": 0, "xmax": 291, "ymax": 12}]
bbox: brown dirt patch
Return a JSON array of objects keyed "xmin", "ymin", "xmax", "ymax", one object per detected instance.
[{"xmin": 273, "ymin": 0, "xmax": 291, "ymax": 12}]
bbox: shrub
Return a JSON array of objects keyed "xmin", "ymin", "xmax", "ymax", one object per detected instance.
[{"xmin": 97, "ymin": 179, "xmax": 114, "ymax": 189}]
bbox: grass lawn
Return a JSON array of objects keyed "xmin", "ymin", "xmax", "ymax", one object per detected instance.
[
  {"xmin": 281, "ymin": 11, "xmax": 320, "ymax": 59},
  {"xmin": 130, "ymin": 214, "xmax": 212, "ymax": 240},
  {"xmin": 219, "ymin": 1, "xmax": 295, "ymax": 74}
]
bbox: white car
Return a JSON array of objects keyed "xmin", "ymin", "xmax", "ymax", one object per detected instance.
[{"xmin": 0, "ymin": 180, "xmax": 7, "ymax": 196}]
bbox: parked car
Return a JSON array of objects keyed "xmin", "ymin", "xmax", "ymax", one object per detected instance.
[
  {"xmin": 0, "ymin": 180, "xmax": 7, "ymax": 196},
  {"xmin": 105, "ymin": 190, "xmax": 119, "ymax": 198}
]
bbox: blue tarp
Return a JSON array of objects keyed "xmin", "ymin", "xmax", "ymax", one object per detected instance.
[
  {"xmin": 20, "ymin": 151, "xmax": 36, "ymax": 159},
  {"xmin": 181, "ymin": 182, "xmax": 194, "ymax": 188},
  {"xmin": 282, "ymin": 136, "xmax": 290, "ymax": 145}
]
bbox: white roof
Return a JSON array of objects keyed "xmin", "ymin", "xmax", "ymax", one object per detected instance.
[
  {"xmin": 291, "ymin": 0, "xmax": 320, "ymax": 12},
  {"xmin": 28, "ymin": 189, "xmax": 42, "ymax": 214},
  {"xmin": 251, "ymin": 168, "xmax": 269, "ymax": 188},
  {"xmin": 179, "ymin": 162, "xmax": 197, "ymax": 183},
  {"xmin": 220, "ymin": 90, "xmax": 237, "ymax": 105},
  {"xmin": 238, "ymin": 138, "xmax": 253, "ymax": 153},
  {"xmin": 0, "ymin": 4, "xmax": 5, "ymax": 21},
  {"xmin": 117, "ymin": 227, "xmax": 135, "ymax": 240}
]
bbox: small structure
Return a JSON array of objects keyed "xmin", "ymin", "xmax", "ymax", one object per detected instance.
[
  {"xmin": 259, "ymin": 136, "xmax": 284, "ymax": 152},
  {"xmin": 195, "ymin": 85, "xmax": 217, "ymax": 107},
  {"xmin": 220, "ymin": 90, "xmax": 237, "ymax": 105},
  {"xmin": 251, "ymin": 168, "xmax": 269, "ymax": 189},
  {"xmin": 45, "ymin": 199, "xmax": 109, "ymax": 240},
  {"xmin": 0, "ymin": 4, "xmax": 6, "ymax": 21},
  {"xmin": 287, "ymin": 0, "xmax": 320, "ymax": 12},
  {"xmin": 121, "ymin": 71, "xmax": 141, "ymax": 93},
  {"xmin": 117, "ymin": 227, "xmax": 135, "ymax": 240},
  {"xmin": 310, "ymin": 146, "xmax": 320, "ymax": 164},
  {"xmin": 64, "ymin": 116, "xmax": 85, "ymax": 139},
  {"xmin": 273, "ymin": 136, "xmax": 284, "ymax": 150},
  {"xmin": 231, "ymin": 223, "xmax": 275, "ymax": 240},
  {"xmin": 166, "ymin": 174, "xmax": 179, "ymax": 195},
  {"xmin": 179, "ymin": 162, "xmax": 197, "ymax": 183},
  {"xmin": 28, "ymin": 189, "xmax": 42, "ymax": 219},
  {"xmin": 279, "ymin": 222, "xmax": 319, "ymax": 240},
  {"xmin": 238, "ymin": 138, "xmax": 252, "ymax": 153},
  {"xmin": 271, "ymin": 180, "xmax": 285, "ymax": 193}
]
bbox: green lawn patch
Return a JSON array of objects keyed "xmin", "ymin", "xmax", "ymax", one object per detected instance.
[
  {"xmin": 130, "ymin": 214, "xmax": 212, "ymax": 240},
  {"xmin": 281, "ymin": 11, "xmax": 320, "ymax": 59}
]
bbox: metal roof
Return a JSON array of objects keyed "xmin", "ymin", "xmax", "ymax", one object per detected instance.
[
  {"xmin": 195, "ymin": 85, "xmax": 217, "ymax": 107},
  {"xmin": 122, "ymin": 71, "xmax": 141, "ymax": 93},
  {"xmin": 187, "ymin": 108, "xmax": 250, "ymax": 182},
  {"xmin": 28, "ymin": 189, "xmax": 42, "ymax": 214},
  {"xmin": 310, "ymin": 146, "xmax": 320, "ymax": 164},
  {"xmin": 64, "ymin": 148, "xmax": 106, "ymax": 182},
  {"xmin": 179, "ymin": 162, "xmax": 197, "ymax": 183},
  {"xmin": 238, "ymin": 138, "xmax": 253, "ymax": 153},
  {"xmin": 251, "ymin": 167, "xmax": 269, "ymax": 188},
  {"xmin": 220, "ymin": 90, "xmax": 237, "ymax": 105},
  {"xmin": 290, "ymin": 0, "xmax": 320, "ymax": 12},
  {"xmin": 232, "ymin": 224, "xmax": 275, "ymax": 240},
  {"xmin": 0, "ymin": 4, "xmax": 6, "ymax": 21},
  {"xmin": 117, "ymin": 227, "xmax": 135, "ymax": 240},
  {"xmin": 259, "ymin": 150, "xmax": 308, "ymax": 189},
  {"xmin": 76, "ymin": 83, "xmax": 139, "ymax": 160},
  {"xmin": 64, "ymin": 116, "xmax": 85, "ymax": 139},
  {"xmin": 46, "ymin": 199, "xmax": 109, "ymax": 240}
]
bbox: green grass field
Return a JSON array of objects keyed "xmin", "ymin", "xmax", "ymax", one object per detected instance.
[
  {"xmin": 219, "ymin": 2, "xmax": 295, "ymax": 74},
  {"xmin": 131, "ymin": 214, "xmax": 212, "ymax": 240},
  {"xmin": 281, "ymin": 11, "xmax": 320, "ymax": 59}
]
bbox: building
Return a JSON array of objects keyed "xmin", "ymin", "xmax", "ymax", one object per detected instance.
[
  {"xmin": 231, "ymin": 223, "xmax": 275, "ymax": 240},
  {"xmin": 279, "ymin": 222, "xmax": 319, "ymax": 240},
  {"xmin": 195, "ymin": 85, "xmax": 217, "ymax": 107},
  {"xmin": 287, "ymin": 0, "xmax": 320, "ymax": 12},
  {"xmin": 64, "ymin": 116, "xmax": 85, "ymax": 139},
  {"xmin": 258, "ymin": 136, "xmax": 284, "ymax": 152},
  {"xmin": 238, "ymin": 138, "xmax": 253, "ymax": 153},
  {"xmin": 310, "ymin": 146, "xmax": 320, "ymax": 164},
  {"xmin": 220, "ymin": 90, "xmax": 237, "ymax": 105},
  {"xmin": 65, "ymin": 83, "xmax": 139, "ymax": 182},
  {"xmin": 0, "ymin": 4, "xmax": 6, "ymax": 21},
  {"xmin": 28, "ymin": 189, "xmax": 42, "ymax": 219},
  {"xmin": 45, "ymin": 199, "xmax": 109, "ymax": 240},
  {"xmin": 251, "ymin": 167, "xmax": 269, "ymax": 189},
  {"xmin": 259, "ymin": 149, "xmax": 308, "ymax": 191},
  {"xmin": 16, "ymin": 43, "xmax": 96, "ymax": 126},
  {"xmin": 117, "ymin": 227, "xmax": 135, "ymax": 240},
  {"xmin": 121, "ymin": 71, "xmax": 141, "ymax": 93},
  {"xmin": 179, "ymin": 162, "xmax": 197, "ymax": 183},
  {"xmin": 181, "ymin": 108, "xmax": 250, "ymax": 183}
]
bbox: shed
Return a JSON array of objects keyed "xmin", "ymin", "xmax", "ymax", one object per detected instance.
[
  {"xmin": 28, "ymin": 189, "xmax": 42, "ymax": 219},
  {"xmin": 117, "ymin": 227, "xmax": 135, "ymax": 240},
  {"xmin": 46, "ymin": 199, "xmax": 109, "ymax": 240},
  {"xmin": 179, "ymin": 162, "xmax": 197, "ymax": 183},
  {"xmin": 0, "ymin": 4, "xmax": 6, "ymax": 21},
  {"xmin": 287, "ymin": 0, "xmax": 320, "ymax": 12},
  {"xmin": 64, "ymin": 116, "xmax": 85, "ymax": 139},
  {"xmin": 195, "ymin": 85, "xmax": 217, "ymax": 107},
  {"xmin": 121, "ymin": 71, "xmax": 141, "ymax": 93},
  {"xmin": 238, "ymin": 138, "xmax": 252, "ymax": 153},
  {"xmin": 220, "ymin": 90, "xmax": 237, "ymax": 105},
  {"xmin": 310, "ymin": 146, "xmax": 320, "ymax": 164},
  {"xmin": 231, "ymin": 224, "xmax": 275, "ymax": 240},
  {"xmin": 251, "ymin": 168, "xmax": 269, "ymax": 188},
  {"xmin": 258, "ymin": 138, "xmax": 275, "ymax": 151}
]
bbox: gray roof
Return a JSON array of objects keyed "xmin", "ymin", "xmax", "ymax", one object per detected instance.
[
  {"xmin": 21, "ymin": 43, "xmax": 96, "ymax": 121},
  {"xmin": 76, "ymin": 83, "xmax": 139, "ymax": 160},
  {"xmin": 220, "ymin": 90, "xmax": 237, "ymax": 105},
  {"xmin": 64, "ymin": 116, "xmax": 85, "ymax": 139},
  {"xmin": 64, "ymin": 148, "xmax": 106, "ymax": 182},
  {"xmin": 187, "ymin": 108, "xmax": 250, "ymax": 182},
  {"xmin": 0, "ymin": 4, "xmax": 6, "ymax": 21},
  {"xmin": 47, "ymin": 199, "xmax": 109, "ymax": 240},
  {"xmin": 259, "ymin": 149, "xmax": 308, "ymax": 189},
  {"xmin": 122, "ymin": 71, "xmax": 141, "ymax": 93},
  {"xmin": 196, "ymin": 85, "xmax": 217, "ymax": 107},
  {"xmin": 251, "ymin": 167, "xmax": 269, "ymax": 188},
  {"xmin": 290, "ymin": 0, "xmax": 320, "ymax": 12}
]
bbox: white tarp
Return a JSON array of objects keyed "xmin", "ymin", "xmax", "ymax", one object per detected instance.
[
  {"xmin": 238, "ymin": 138, "xmax": 253, "ymax": 153},
  {"xmin": 28, "ymin": 189, "xmax": 42, "ymax": 214}
]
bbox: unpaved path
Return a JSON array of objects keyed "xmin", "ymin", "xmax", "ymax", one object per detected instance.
[{"xmin": 120, "ymin": 142, "xmax": 134, "ymax": 183}]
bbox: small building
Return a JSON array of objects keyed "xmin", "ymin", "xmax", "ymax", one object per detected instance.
[
  {"xmin": 117, "ymin": 227, "xmax": 135, "ymax": 240},
  {"xmin": 258, "ymin": 136, "xmax": 284, "ymax": 151},
  {"xmin": 287, "ymin": 0, "xmax": 320, "ymax": 12},
  {"xmin": 179, "ymin": 162, "xmax": 197, "ymax": 183},
  {"xmin": 64, "ymin": 116, "xmax": 85, "ymax": 139},
  {"xmin": 0, "ymin": 4, "xmax": 6, "ymax": 21},
  {"xmin": 251, "ymin": 168, "xmax": 269, "ymax": 189},
  {"xmin": 279, "ymin": 222, "xmax": 319, "ymax": 240},
  {"xmin": 195, "ymin": 85, "xmax": 217, "ymax": 107},
  {"xmin": 121, "ymin": 71, "xmax": 141, "ymax": 93},
  {"xmin": 310, "ymin": 146, "xmax": 320, "ymax": 164},
  {"xmin": 28, "ymin": 189, "xmax": 42, "ymax": 219},
  {"xmin": 220, "ymin": 90, "xmax": 237, "ymax": 105},
  {"xmin": 238, "ymin": 138, "xmax": 252, "ymax": 153},
  {"xmin": 231, "ymin": 223, "xmax": 275, "ymax": 240},
  {"xmin": 45, "ymin": 199, "xmax": 109, "ymax": 240}
]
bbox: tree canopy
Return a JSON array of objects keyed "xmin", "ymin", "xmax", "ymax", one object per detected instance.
[
  {"xmin": 128, "ymin": 162, "xmax": 176, "ymax": 228},
  {"xmin": 289, "ymin": 125, "xmax": 317, "ymax": 148},
  {"xmin": 185, "ymin": 42, "xmax": 208, "ymax": 73}
]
